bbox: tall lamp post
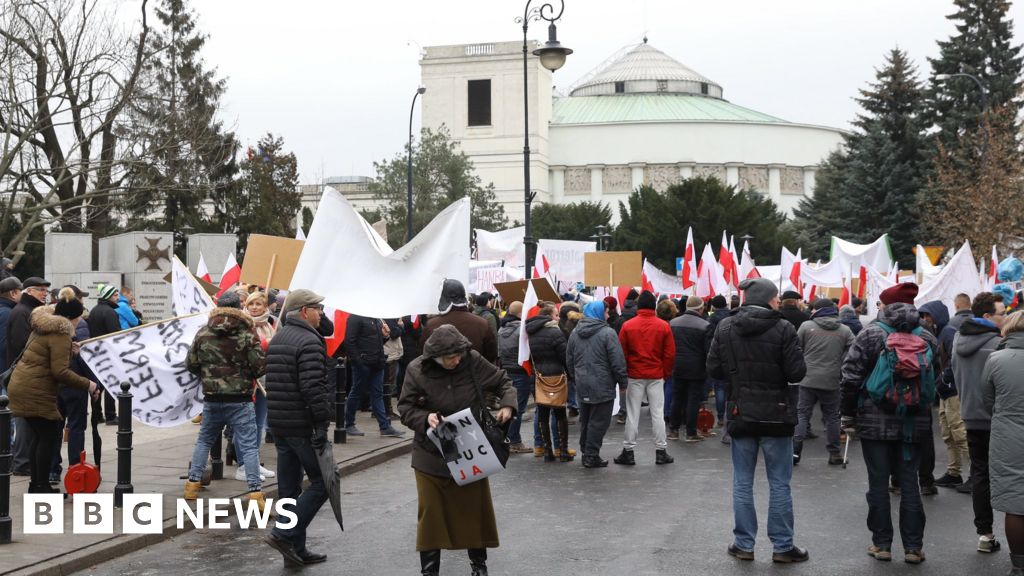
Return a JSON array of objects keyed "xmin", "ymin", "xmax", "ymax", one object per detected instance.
[
  {"xmin": 590, "ymin": 224, "xmax": 611, "ymax": 252},
  {"xmin": 935, "ymin": 72, "xmax": 989, "ymax": 149},
  {"xmin": 517, "ymin": 1, "xmax": 572, "ymax": 278},
  {"xmin": 407, "ymin": 86, "xmax": 427, "ymax": 243}
]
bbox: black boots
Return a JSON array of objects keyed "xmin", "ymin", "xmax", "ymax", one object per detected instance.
[
  {"xmin": 582, "ymin": 455, "xmax": 609, "ymax": 468},
  {"xmin": 469, "ymin": 548, "xmax": 488, "ymax": 576},
  {"xmin": 419, "ymin": 549, "xmax": 440, "ymax": 575},
  {"xmin": 557, "ymin": 419, "xmax": 573, "ymax": 462},
  {"xmin": 655, "ymin": 449, "xmax": 674, "ymax": 465},
  {"xmin": 613, "ymin": 448, "xmax": 635, "ymax": 465},
  {"xmin": 539, "ymin": 419, "xmax": 555, "ymax": 462}
]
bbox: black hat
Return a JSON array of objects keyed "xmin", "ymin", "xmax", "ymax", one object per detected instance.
[
  {"xmin": 437, "ymin": 279, "xmax": 468, "ymax": 313},
  {"xmin": 0, "ymin": 277, "xmax": 21, "ymax": 292},
  {"xmin": 710, "ymin": 295, "xmax": 728, "ymax": 309},
  {"xmin": 54, "ymin": 294, "xmax": 85, "ymax": 320},
  {"xmin": 782, "ymin": 290, "xmax": 802, "ymax": 301},
  {"xmin": 217, "ymin": 291, "xmax": 242, "ymax": 309},
  {"xmin": 22, "ymin": 277, "xmax": 50, "ymax": 289},
  {"xmin": 637, "ymin": 290, "xmax": 657, "ymax": 310}
]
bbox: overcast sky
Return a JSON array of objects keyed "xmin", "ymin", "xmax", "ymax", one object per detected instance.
[{"xmin": 175, "ymin": 0, "xmax": 1024, "ymax": 183}]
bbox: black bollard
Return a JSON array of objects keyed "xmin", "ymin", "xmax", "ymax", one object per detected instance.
[
  {"xmin": 334, "ymin": 360, "xmax": 347, "ymax": 444},
  {"xmin": 0, "ymin": 394, "xmax": 11, "ymax": 544},
  {"xmin": 114, "ymin": 382, "xmax": 134, "ymax": 507}
]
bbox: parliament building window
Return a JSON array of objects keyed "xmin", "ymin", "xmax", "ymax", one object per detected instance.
[{"xmin": 468, "ymin": 79, "xmax": 491, "ymax": 126}]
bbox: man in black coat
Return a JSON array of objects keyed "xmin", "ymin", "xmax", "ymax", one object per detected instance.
[
  {"xmin": 669, "ymin": 296, "xmax": 714, "ymax": 442},
  {"xmin": 779, "ymin": 290, "xmax": 810, "ymax": 331},
  {"xmin": 88, "ymin": 284, "xmax": 124, "ymax": 422},
  {"xmin": 708, "ymin": 278, "xmax": 809, "ymax": 564},
  {"xmin": 264, "ymin": 289, "xmax": 333, "ymax": 567},
  {"xmin": 343, "ymin": 314, "xmax": 404, "ymax": 438},
  {"xmin": 7, "ymin": 276, "xmax": 49, "ymax": 476}
]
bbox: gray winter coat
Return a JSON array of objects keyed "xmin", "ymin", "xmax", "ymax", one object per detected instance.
[
  {"xmin": 496, "ymin": 317, "xmax": 527, "ymax": 375},
  {"xmin": 566, "ymin": 317, "xmax": 627, "ymax": 404},
  {"xmin": 840, "ymin": 303, "xmax": 937, "ymax": 442},
  {"xmin": 954, "ymin": 318, "xmax": 1002, "ymax": 431},
  {"xmin": 796, "ymin": 314, "xmax": 854, "ymax": 391},
  {"xmin": 982, "ymin": 331, "xmax": 1024, "ymax": 514}
]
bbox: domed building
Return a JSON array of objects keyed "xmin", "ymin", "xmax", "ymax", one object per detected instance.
[{"xmin": 419, "ymin": 39, "xmax": 845, "ymax": 223}]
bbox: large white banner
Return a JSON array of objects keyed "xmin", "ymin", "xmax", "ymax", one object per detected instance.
[
  {"xmin": 80, "ymin": 314, "xmax": 207, "ymax": 428},
  {"xmin": 475, "ymin": 227, "xmax": 525, "ymax": 266},
  {"xmin": 642, "ymin": 259, "xmax": 684, "ymax": 296},
  {"xmin": 171, "ymin": 256, "xmax": 214, "ymax": 317},
  {"xmin": 426, "ymin": 407, "xmax": 505, "ymax": 486},
  {"xmin": 830, "ymin": 235, "xmax": 894, "ymax": 274},
  {"xmin": 538, "ymin": 239, "xmax": 596, "ymax": 285},
  {"xmin": 800, "ymin": 259, "xmax": 845, "ymax": 288},
  {"xmin": 916, "ymin": 241, "xmax": 983, "ymax": 317},
  {"xmin": 290, "ymin": 188, "xmax": 471, "ymax": 318}
]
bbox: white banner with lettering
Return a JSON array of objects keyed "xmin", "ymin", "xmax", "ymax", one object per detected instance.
[
  {"xmin": 538, "ymin": 239, "xmax": 596, "ymax": 285},
  {"xmin": 80, "ymin": 314, "xmax": 206, "ymax": 428},
  {"xmin": 171, "ymin": 256, "xmax": 214, "ymax": 316},
  {"xmin": 468, "ymin": 260, "xmax": 524, "ymax": 295},
  {"xmin": 426, "ymin": 407, "xmax": 504, "ymax": 486}
]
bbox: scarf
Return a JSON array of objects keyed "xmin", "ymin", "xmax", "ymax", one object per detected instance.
[{"xmin": 249, "ymin": 310, "xmax": 276, "ymax": 345}]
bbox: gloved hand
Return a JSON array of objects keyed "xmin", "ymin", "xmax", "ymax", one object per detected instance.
[
  {"xmin": 840, "ymin": 416, "xmax": 857, "ymax": 433},
  {"xmin": 311, "ymin": 425, "xmax": 328, "ymax": 450}
]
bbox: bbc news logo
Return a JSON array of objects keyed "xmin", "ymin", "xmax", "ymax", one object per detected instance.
[{"xmin": 24, "ymin": 494, "xmax": 298, "ymax": 534}]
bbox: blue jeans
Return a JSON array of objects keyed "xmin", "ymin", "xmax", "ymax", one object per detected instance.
[
  {"xmin": 731, "ymin": 436, "xmax": 795, "ymax": 553},
  {"xmin": 708, "ymin": 378, "xmax": 727, "ymax": 421},
  {"xmin": 663, "ymin": 377, "xmax": 673, "ymax": 420},
  {"xmin": 345, "ymin": 362, "xmax": 390, "ymax": 430},
  {"xmin": 507, "ymin": 373, "xmax": 533, "ymax": 444},
  {"xmin": 188, "ymin": 402, "xmax": 261, "ymax": 491},
  {"xmin": 534, "ymin": 405, "xmax": 561, "ymax": 448},
  {"xmin": 568, "ymin": 377, "xmax": 578, "ymax": 411},
  {"xmin": 51, "ymin": 388, "xmax": 89, "ymax": 475},
  {"xmin": 272, "ymin": 436, "xmax": 329, "ymax": 554},
  {"xmin": 254, "ymin": 385, "xmax": 267, "ymax": 444}
]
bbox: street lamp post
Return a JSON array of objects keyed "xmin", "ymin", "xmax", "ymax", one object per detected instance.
[
  {"xmin": 590, "ymin": 224, "xmax": 611, "ymax": 251},
  {"xmin": 517, "ymin": 1, "xmax": 572, "ymax": 279},
  {"xmin": 407, "ymin": 86, "xmax": 427, "ymax": 243},
  {"xmin": 935, "ymin": 72, "xmax": 988, "ymax": 112}
]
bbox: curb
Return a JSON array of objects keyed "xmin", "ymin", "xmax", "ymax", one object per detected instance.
[{"xmin": 5, "ymin": 439, "xmax": 412, "ymax": 576}]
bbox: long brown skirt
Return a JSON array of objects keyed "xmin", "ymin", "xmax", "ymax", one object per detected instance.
[{"xmin": 415, "ymin": 470, "xmax": 499, "ymax": 551}]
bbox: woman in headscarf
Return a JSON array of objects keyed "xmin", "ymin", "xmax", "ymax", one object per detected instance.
[
  {"xmin": 7, "ymin": 288, "xmax": 99, "ymax": 494},
  {"xmin": 244, "ymin": 291, "xmax": 277, "ymax": 479},
  {"xmin": 399, "ymin": 325, "xmax": 516, "ymax": 576},
  {"xmin": 566, "ymin": 301, "xmax": 627, "ymax": 468}
]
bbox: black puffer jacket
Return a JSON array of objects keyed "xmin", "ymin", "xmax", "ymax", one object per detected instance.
[
  {"xmin": 6, "ymin": 293, "xmax": 43, "ymax": 365},
  {"xmin": 266, "ymin": 316, "xmax": 332, "ymax": 438},
  {"xmin": 780, "ymin": 304, "xmax": 810, "ymax": 331},
  {"xmin": 344, "ymin": 314, "xmax": 386, "ymax": 369},
  {"xmin": 525, "ymin": 315, "xmax": 567, "ymax": 377},
  {"xmin": 839, "ymin": 303, "xmax": 938, "ymax": 442},
  {"xmin": 707, "ymin": 305, "xmax": 807, "ymax": 437},
  {"xmin": 670, "ymin": 311, "xmax": 712, "ymax": 381},
  {"xmin": 86, "ymin": 299, "xmax": 121, "ymax": 340}
]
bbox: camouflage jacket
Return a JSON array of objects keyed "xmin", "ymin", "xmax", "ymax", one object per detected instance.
[{"xmin": 187, "ymin": 307, "xmax": 266, "ymax": 401}]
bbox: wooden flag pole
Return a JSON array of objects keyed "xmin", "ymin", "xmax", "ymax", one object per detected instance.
[{"xmin": 265, "ymin": 254, "xmax": 278, "ymax": 291}]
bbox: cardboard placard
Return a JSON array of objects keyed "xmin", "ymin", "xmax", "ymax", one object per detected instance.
[
  {"xmin": 240, "ymin": 234, "xmax": 305, "ymax": 290},
  {"xmin": 493, "ymin": 278, "xmax": 561, "ymax": 305},
  {"xmin": 584, "ymin": 251, "xmax": 643, "ymax": 287}
]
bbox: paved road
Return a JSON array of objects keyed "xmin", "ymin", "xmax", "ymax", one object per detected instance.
[{"xmin": 83, "ymin": 409, "xmax": 1007, "ymax": 576}]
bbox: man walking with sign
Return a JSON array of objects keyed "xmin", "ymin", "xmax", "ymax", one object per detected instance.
[{"xmin": 264, "ymin": 289, "xmax": 333, "ymax": 567}]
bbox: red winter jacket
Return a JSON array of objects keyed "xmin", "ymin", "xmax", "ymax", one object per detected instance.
[{"xmin": 618, "ymin": 309, "xmax": 675, "ymax": 379}]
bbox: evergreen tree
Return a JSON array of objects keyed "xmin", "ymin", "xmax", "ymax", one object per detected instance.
[
  {"xmin": 531, "ymin": 201, "xmax": 613, "ymax": 242},
  {"xmin": 926, "ymin": 0, "xmax": 1023, "ymax": 148},
  {"xmin": 791, "ymin": 49, "xmax": 928, "ymax": 262},
  {"xmin": 231, "ymin": 134, "xmax": 302, "ymax": 255},
  {"xmin": 124, "ymin": 0, "xmax": 240, "ymax": 250},
  {"xmin": 369, "ymin": 126, "xmax": 508, "ymax": 246},
  {"xmin": 614, "ymin": 178, "xmax": 793, "ymax": 272}
]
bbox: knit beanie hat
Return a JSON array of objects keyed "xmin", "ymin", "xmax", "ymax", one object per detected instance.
[
  {"xmin": 637, "ymin": 290, "xmax": 657, "ymax": 310},
  {"xmin": 739, "ymin": 277, "xmax": 779, "ymax": 306},
  {"xmin": 217, "ymin": 290, "xmax": 242, "ymax": 309},
  {"xmin": 603, "ymin": 296, "xmax": 618, "ymax": 312},
  {"xmin": 54, "ymin": 287, "xmax": 84, "ymax": 320},
  {"xmin": 685, "ymin": 295, "xmax": 704, "ymax": 311},
  {"xmin": 97, "ymin": 284, "xmax": 118, "ymax": 301}
]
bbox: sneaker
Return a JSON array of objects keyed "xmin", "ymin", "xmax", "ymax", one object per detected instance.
[
  {"xmin": 867, "ymin": 545, "xmax": 892, "ymax": 561},
  {"xmin": 727, "ymin": 544, "xmax": 754, "ymax": 561},
  {"xmin": 345, "ymin": 425, "xmax": 365, "ymax": 437},
  {"xmin": 934, "ymin": 473, "xmax": 964, "ymax": 488},
  {"xmin": 978, "ymin": 535, "xmax": 1002, "ymax": 553},
  {"xmin": 920, "ymin": 484, "xmax": 938, "ymax": 496},
  {"xmin": 684, "ymin": 435, "xmax": 702, "ymax": 443},
  {"xmin": 259, "ymin": 464, "xmax": 276, "ymax": 479},
  {"xmin": 380, "ymin": 426, "xmax": 406, "ymax": 437},
  {"xmin": 667, "ymin": 429, "xmax": 680, "ymax": 441},
  {"xmin": 904, "ymin": 549, "xmax": 925, "ymax": 564},
  {"xmin": 509, "ymin": 442, "xmax": 533, "ymax": 454},
  {"xmin": 235, "ymin": 467, "xmax": 266, "ymax": 482},
  {"xmin": 616, "ymin": 413, "xmax": 626, "ymax": 425},
  {"xmin": 772, "ymin": 546, "xmax": 810, "ymax": 563}
]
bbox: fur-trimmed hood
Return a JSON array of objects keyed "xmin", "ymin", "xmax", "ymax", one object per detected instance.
[
  {"xmin": 207, "ymin": 306, "xmax": 254, "ymax": 335},
  {"xmin": 30, "ymin": 305, "xmax": 74, "ymax": 336}
]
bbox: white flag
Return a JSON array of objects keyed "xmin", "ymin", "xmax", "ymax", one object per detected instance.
[{"xmin": 517, "ymin": 280, "xmax": 539, "ymax": 371}]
